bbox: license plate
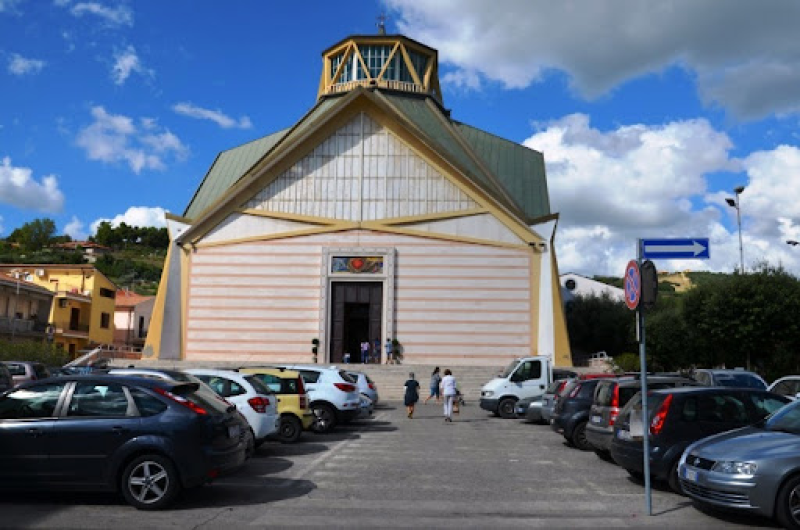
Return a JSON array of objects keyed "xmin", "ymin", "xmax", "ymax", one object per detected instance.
[
  {"xmin": 228, "ymin": 424, "xmax": 241, "ymax": 439},
  {"xmin": 682, "ymin": 467, "xmax": 698, "ymax": 482},
  {"xmin": 542, "ymin": 399, "xmax": 550, "ymax": 406},
  {"xmin": 549, "ymin": 418, "xmax": 554, "ymax": 425},
  {"xmin": 591, "ymin": 415, "xmax": 602, "ymax": 424},
  {"xmin": 617, "ymin": 429, "xmax": 631, "ymax": 440}
]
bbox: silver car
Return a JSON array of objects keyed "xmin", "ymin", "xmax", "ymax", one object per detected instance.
[
  {"xmin": 346, "ymin": 370, "xmax": 379, "ymax": 404},
  {"xmin": 679, "ymin": 399, "xmax": 800, "ymax": 528}
]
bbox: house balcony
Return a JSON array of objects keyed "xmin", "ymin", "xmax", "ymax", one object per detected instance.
[
  {"xmin": 54, "ymin": 320, "xmax": 90, "ymax": 339},
  {"xmin": 0, "ymin": 317, "xmax": 49, "ymax": 340}
]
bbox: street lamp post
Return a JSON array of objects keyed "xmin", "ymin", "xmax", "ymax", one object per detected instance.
[{"xmin": 725, "ymin": 185, "xmax": 746, "ymax": 274}]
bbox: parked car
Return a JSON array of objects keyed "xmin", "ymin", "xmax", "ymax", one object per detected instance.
[
  {"xmin": 238, "ymin": 367, "xmax": 314, "ymax": 443},
  {"xmin": 679, "ymin": 398, "xmax": 800, "ymax": 528},
  {"xmin": 692, "ymin": 368, "xmax": 767, "ymax": 389},
  {"xmin": 275, "ymin": 365, "xmax": 361, "ymax": 433},
  {"xmin": 613, "ymin": 387, "xmax": 789, "ymax": 493},
  {"xmin": 4, "ymin": 361, "xmax": 49, "ymax": 386},
  {"xmin": 185, "ymin": 369, "xmax": 280, "ymax": 448},
  {"xmin": 550, "ymin": 378, "xmax": 610, "ymax": 450},
  {"xmin": 515, "ymin": 395, "xmax": 544, "ymax": 422},
  {"xmin": 586, "ymin": 376, "xmax": 699, "ymax": 457},
  {"xmin": 107, "ymin": 367, "xmax": 210, "ymax": 387},
  {"xmin": 540, "ymin": 373, "xmax": 615, "ymax": 424},
  {"xmin": 768, "ymin": 375, "xmax": 800, "ymax": 401},
  {"xmin": 480, "ymin": 357, "xmax": 577, "ymax": 418},
  {"xmin": 0, "ymin": 375, "xmax": 247, "ymax": 509},
  {"xmin": 346, "ymin": 370, "xmax": 379, "ymax": 404},
  {"xmin": 0, "ymin": 363, "xmax": 13, "ymax": 393}
]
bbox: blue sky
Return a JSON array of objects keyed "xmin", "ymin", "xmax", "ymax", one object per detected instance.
[{"xmin": 2, "ymin": 0, "xmax": 800, "ymax": 277}]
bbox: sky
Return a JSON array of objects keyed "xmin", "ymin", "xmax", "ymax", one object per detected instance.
[{"xmin": 2, "ymin": 0, "xmax": 800, "ymax": 278}]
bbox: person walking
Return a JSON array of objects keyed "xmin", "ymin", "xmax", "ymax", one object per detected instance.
[
  {"xmin": 424, "ymin": 366, "xmax": 441, "ymax": 404},
  {"xmin": 404, "ymin": 372, "xmax": 420, "ymax": 419},
  {"xmin": 385, "ymin": 339, "xmax": 393, "ymax": 364},
  {"xmin": 441, "ymin": 369, "xmax": 457, "ymax": 422},
  {"xmin": 360, "ymin": 340, "xmax": 370, "ymax": 364}
]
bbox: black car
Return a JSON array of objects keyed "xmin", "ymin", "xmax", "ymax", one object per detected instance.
[
  {"xmin": 610, "ymin": 386, "xmax": 789, "ymax": 492},
  {"xmin": 550, "ymin": 378, "xmax": 606, "ymax": 450},
  {"xmin": 0, "ymin": 375, "xmax": 247, "ymax": 509},
  {"xmin": 586, "ymin": 376, "xmax": 698, "ymax": 457}
]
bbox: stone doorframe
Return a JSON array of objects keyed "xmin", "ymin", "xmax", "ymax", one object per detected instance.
[{"xmin": 319, "ymin": 247, "xmax": 396, "ymax": 364}]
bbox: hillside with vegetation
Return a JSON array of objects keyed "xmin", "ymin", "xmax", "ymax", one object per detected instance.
[{"xmin": 0, "ymin": 218, "xmax": 167, "ymax": 295}]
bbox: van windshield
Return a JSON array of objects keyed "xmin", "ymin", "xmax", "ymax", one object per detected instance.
[{"xmin": 500, "ymin": 361, "xmax": 519, "ymax": 378}]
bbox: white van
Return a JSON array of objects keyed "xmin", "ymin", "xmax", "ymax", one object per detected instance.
[{"xmin": 479, "ymin": 356, "xmax": 577, "ymax": 418}]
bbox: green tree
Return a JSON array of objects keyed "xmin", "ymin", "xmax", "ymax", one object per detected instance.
[
  {"xmin": 565, "ymin": 293, "xmax": 636, "ymax": 359},
  {"xmin": 6, "ymin": 218, "xmax": 57, "ymax": 251}
]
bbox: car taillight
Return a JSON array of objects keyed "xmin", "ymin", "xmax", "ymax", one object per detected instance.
[
  {"xmin": 569, "ymin": 383, "xmax": 582, "ymax": 398},
  {"xmin": 649, "ymin": 394, "xmax": 673, "ymax": 435},
  {"xmin": 368, "ymin": 383, "xmax": 376, "ymax": 390},
  {"xmin": 334, "ymin": 383, "xmax": 356, "ymax": 392},
  {"xmin": 155, "ymin": 387, "xmax": 208, "ymax": 415},
  {"xmin": 297, "ymin": 377, "xmax": 308, "ymax": 408},
  {"xmin": 609, "ymin": 384, "xmax": 620, "ymax": 426},
  {"xmin": 248, "ymin": 396, "xmax": 271, "ymax": 413}
]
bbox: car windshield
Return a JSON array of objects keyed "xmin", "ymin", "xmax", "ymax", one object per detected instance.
[
  {"xmin": 764, "ymin": 400, "xmax": 800, "ymax": 435},
  {"xmin": 500, "ymin": 361, "xmax": 519, "ymax": 378},
  {"xmin": 716, "ymin": 373, "xmax": 766, "ymax": 390}
]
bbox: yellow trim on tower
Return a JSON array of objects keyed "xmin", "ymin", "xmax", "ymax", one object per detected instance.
[
  {"xmin": 357, "ymin": 224, "xmax": 529, "ymax": 250},
  {"xmin": 193, "ymin": 223, "xmax": 360, "ymax": 249},
  {"xmin": 238, "ymin": 208, "xmax": 340, "ymax": 226},
  {"xmin": 528, "ymin": 245, "xmax": 542, "ymax": 357}
]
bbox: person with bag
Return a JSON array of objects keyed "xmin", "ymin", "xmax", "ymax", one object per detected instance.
[
  {"xmin": 440, "ymin": 369, "xmax": 457, "ymax": 422},
  {"xmin": 404, "ymin": 372, "xmax": 420, "ymax": 419}
]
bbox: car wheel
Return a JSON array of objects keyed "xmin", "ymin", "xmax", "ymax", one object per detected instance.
[
  {"xmin": 311, "ymin": 403, "xmax": 337, "ymax": 434},
  {"xmin": 668, "ymin": 459, "xmax": 684, "ymax": 495},
  {"xmin": 121, "ymin": 454, "xmax": 181, "ymax": 510},
  {"xmin": 244, "ymin": 428, "xmax": 256, "ymax": 458},
  {"xmin": 498, "ymin": 398, "xmax": 517, "ymax": 419},
  {"xmin": 776, "ymin": 474, "xmax": 800, "ymax": 530},
  {"xmin": 571, "ymin": 421, "xmax": 591, "ymax": 450},
  {"xmin": 279, "ymin": 415, "xmax": 303, "ymax": 443}
]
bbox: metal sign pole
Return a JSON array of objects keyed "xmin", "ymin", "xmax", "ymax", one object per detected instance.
[{"xmin": 638, "ymin": 239, "xmax": 652, "ymax": 515}]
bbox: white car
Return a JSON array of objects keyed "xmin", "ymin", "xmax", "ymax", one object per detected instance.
[
  {"xmin": 358, "ymin": 394, "xmax": 374, "ymax": 419},
  {"xmin": 275, "ymin": 365, "xmax": 361, "ymax": 433},
  {"xmin": 185, "ymin": 369, "xmax": 280, "ymax": 446},
  {"xmin": 346, "ymin": 370, "xmax": 379, "ymax": 404},
  {"xmin": 768, "ymin": 375, "xmax": 800, "ymax": 400}
]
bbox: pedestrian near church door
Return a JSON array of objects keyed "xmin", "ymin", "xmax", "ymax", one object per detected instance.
[{"xmin": 329, "ymin": 282, "xmax": 382, "ymax": 364}]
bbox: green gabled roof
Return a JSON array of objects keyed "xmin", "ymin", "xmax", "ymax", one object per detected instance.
[
  {"xmin": 181, "ymin": 89, "xmax": 550, "ymax": 227},
  {"xmin": 183, "ymin": 129, "xmax": 288, "ymax": 219},
  {"xmin": 453, "ymin": 121, "xmax": 551, "ymax": 221}
]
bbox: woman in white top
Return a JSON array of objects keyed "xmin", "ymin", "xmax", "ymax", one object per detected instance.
[{"xmin": 440, "ymin": 369, "xmax": 457, "ymax": 422}]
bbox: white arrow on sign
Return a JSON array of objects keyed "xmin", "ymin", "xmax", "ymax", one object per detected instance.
[{"xmin": 644, "ymin": 241, "xmax": 707, "ymax": 256}]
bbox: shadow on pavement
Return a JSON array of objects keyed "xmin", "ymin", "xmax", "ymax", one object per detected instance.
[{"xmin": 175, "ymin": 478, "xmax": 316, "ymax": 509}]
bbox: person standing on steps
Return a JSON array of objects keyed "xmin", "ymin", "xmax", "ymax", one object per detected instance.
[
  {"xmin": 372, "ymin": 338, "xmax": 380, "ymax": 364},
  {"xmin": 385, "ymin": 339, "xmax": 393, "ymax": 364},
  {"xmin": 441, "ymin": 369, "xmax": 457, "ymax": 422},
  {"xmin": 424, "ymin": 366, "xmax": 441, "ymax": 404},
  {"xmin": 404, "ymin": 372, "xmax": 420, "ymax": 418},
  {"xmin": 360, "ymin": 340, "xmax": 370, "ymax": 364}
]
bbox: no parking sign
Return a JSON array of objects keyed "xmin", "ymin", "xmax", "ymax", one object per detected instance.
[{"xmin": 624, "ymin": 260, "xmax": 640, "ymax": 310}]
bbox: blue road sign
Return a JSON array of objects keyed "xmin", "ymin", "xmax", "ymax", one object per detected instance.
[
  {"xmin": 641, "ymin": 238, "xmax": 709, "ymax": 260},
  {"xmin": 624, "ymin": 260, "xmax": 640, "ymax": 310}
]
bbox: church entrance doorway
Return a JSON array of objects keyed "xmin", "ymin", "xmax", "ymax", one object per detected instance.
[{"xmin": 329, "ymin": 282, "xmax": 382, "ymax": 364}]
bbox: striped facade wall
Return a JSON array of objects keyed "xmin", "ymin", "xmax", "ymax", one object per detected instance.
[{"xmin": 185, "ymin": 230, "xmax": 532, "ymax": 365}]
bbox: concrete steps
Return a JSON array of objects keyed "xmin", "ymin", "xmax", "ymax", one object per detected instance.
[{"xmin": 123, "ymin": 358, "xmax": 505, "ymax": 401}]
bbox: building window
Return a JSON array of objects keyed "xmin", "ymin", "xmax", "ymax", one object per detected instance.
[
  {"xmin": 99, "ymin": 288, "xmax": 115, "ymax": 299},
  {"xmin": 100, "ymin": 313, "xmax": 110, "ymax": 329},
  {"xmin": 331, "ymin": 256, "xmax": 383, "ymax": 274}
]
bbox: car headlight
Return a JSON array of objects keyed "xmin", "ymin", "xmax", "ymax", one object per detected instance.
[
  {"xmin": 482, "ymin": 391, "xmax": 494, "ymax": 398},
  {"xmin": 711, "ymin": 461, "xmax": 757, "ymax": 476}
]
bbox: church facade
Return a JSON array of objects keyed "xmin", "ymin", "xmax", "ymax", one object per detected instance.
[{"xmin": 145, "ymin": 33, "xmax": 572, "ymax": 367}]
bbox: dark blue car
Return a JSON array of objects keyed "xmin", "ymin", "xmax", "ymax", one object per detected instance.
[{"xmin": 0, "ymin": 375, "xmax": 247, "ymax": 509}]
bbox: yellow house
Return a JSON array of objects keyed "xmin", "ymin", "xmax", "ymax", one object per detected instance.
[{"xmin": 0, "ymin": 265, "xmax": 117, "ymax": 357}]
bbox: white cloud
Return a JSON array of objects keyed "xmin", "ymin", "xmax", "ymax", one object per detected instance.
[
  {"xmin": 111, "ymin": 45, "xmax": 153, "ymax": 85},
  {"xmin": 387, "ymin": 0, "xmax": 800, "ymax": 119},
  {"xmin": 63, "ymin": 216, "xmax": 87, "ymax": 240},
  {"xmin": 69, "ymin": 2, "xmax": 133, "ymax": 26},
  {"xmin": 172, "ymin": 102, "xmax": 253, "ymax": 129},
  {"xmin": 90, "ymin": 206, "xmax": 166, "ymax": 234},
  {"xmin": 0, "ymin": 0, "xmax": 24, "ymax": 14},
  {"xmin": 8, "ymin": 53, "xmax": 45, "ymax": 75},
  {"xmin": 76, "ymin": 106, "xmax": 188, "ymax": 173},
  {"xmin": 0, "ymin": 156, "xmax": 65, "ymax": 213},
  {"xmin": 522, "ymin": 114, "xmax": 800, "ymax": 276}
]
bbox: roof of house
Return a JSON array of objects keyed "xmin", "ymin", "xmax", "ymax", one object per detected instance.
[
  {"xmin": 115, "ymin": 289, "xmax": 154, "ymax": 309},
  {"xmin": 0, "ymin": 275, "xmax": 54, "ymax": 296},
  {"xmin": 181, "ymin": 88, "xmax": 550, "ymax": 225}
]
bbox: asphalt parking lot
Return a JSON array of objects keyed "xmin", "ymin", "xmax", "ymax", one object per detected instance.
[{"xmin": 1, "ymin": 401, "xmax": 779, "ymax": 529}]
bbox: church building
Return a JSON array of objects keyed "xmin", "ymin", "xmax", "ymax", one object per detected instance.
[{"xmin": 145, "ymin": 31, "xmax": 572, "ymax": 367}]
